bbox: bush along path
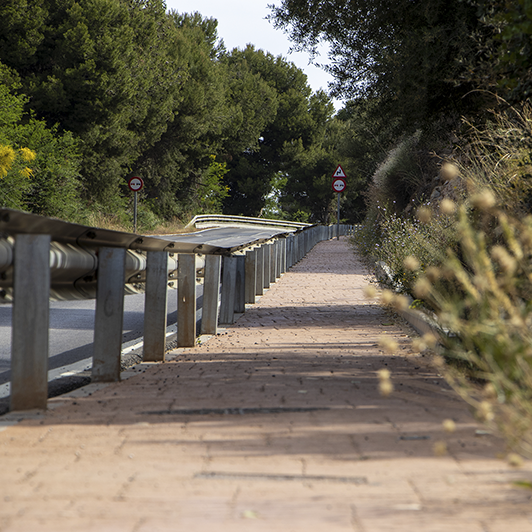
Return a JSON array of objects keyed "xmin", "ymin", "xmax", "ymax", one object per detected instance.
[{"xmin": 0, "ymin": 237, "xmax": 531, "ymax": 531}]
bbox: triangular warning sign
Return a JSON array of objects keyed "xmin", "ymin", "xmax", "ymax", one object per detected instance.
[{"xmin": 333, "ymin": 164, "xmax": 346, "ymax": 178}]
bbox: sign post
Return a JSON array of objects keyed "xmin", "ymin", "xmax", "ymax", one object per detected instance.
[
  {"xmin": 128, "ymin": 176, "xmax": 144, "ymax": 233},
  {"xmin": 332, "ymin": 165, "xmax": 347, "ymax": 240}
]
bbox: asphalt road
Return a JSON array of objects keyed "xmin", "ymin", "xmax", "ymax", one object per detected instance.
[{"xmin": 0, "ymin": 290, "xmax": 182, "ymax": 385}]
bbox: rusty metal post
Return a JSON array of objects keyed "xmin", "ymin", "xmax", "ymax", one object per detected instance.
[{"xmin": 177, "ymin": 253, "xmax": 197, "ymax": 347}]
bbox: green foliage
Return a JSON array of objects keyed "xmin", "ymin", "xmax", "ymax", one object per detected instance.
[
  {"xmin": 221, "ymin": 46, "xmax": 314, "ymax": 216},
  {"xmin": 18, "ymin": 121, "xmax": 83, "ymax": 220},
  {"xmin": 0, "ymin": 0, "xmax": 187, "ymax": 209},
  {"xmin": 0, "ymin": 144, "xmax": 33, "ymax": 209},
  {"xmin": 291, "ymin": 209, "xmax": 310, "ymax": 223},
  {"xmin": 472, "ymin": 0, "xmax": 532, "ymax": 100},
  {"xmin": 354, "ymin": 97, "xmax": 532, "ymax": 456},
  {"xmin": 0, "ymin": 78, "xmax": 83, "ymax": 217},
  {"xmin": 279, "ymin": 95, "xmax": 356, "ymax": 224},
  {"xmin": 261, "ymin": 172, "xmax": 288, "ymax": 220},
  {"xmin": 196, "ymin": 156, "xmax": 229, "ymax": 214},
  {"xmin": 135, "ymin": 10, "xmax": 229, "ymax": 219},
  {"xmin": 370, "ymin": 131, "xmax": 426, "ymax": 213},
  {"xmin": 270, "ymin": 0, "xmax": 488, "ymax": 129}
]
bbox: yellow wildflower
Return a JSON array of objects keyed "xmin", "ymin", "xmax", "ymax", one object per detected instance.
[
  {"xmin": 0, "ymin": 145, "xmax": 16, "ymax": 178},
  {"xmin": 19, "ymin": 147, "xmax": 36, "ymax": 163},
  {"xmin": 19, "ymin": 167, "xmax": 33, "ymax": 179}
]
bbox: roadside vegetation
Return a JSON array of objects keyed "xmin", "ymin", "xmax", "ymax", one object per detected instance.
[{"xmin": 271, "ymin": 0, "xmax": 532, "ymax": 458}]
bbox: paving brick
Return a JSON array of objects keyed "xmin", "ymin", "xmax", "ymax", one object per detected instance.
[{"xmin": 0, "ymin": 237, "xmax": 531, "ymax": 531}]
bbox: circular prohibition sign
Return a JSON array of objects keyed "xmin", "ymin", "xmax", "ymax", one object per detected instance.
[
  {"xmin": 332, "ymin": 177, "xmax": 346, "ymax": 193},
  {"xmin": 128, "ymin": 176, "xmax": 144, "ymax": 192}
]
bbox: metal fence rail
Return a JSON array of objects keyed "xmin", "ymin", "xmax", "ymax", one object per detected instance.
[
  {"xmin": 0, "ymin": 208, "xmax": 352, "ymax": 412},
  {"xmin": 185, "ymin": 214, "xmax": 311, "ymax": 230}
]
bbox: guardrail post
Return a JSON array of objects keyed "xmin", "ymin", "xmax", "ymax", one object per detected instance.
[
  {"xmin": 177, "ymin": 253, "xmax": 197, "ymax": 347},
  {"xmin": 143, "ymin": 251, "xmax": 168, "ymax": 362},
  {"xmin": 263, "ymin": 244, "xmax": 271, "ymax": 289},
  {"xmin": 277, "ymin": 239, "xmax": 282, "ymax": 277},
  {"xmin": 280, "ymin": 238, "xmax": 286, "ymax": 274},
  {"xmin": 201, "ymin": 254, "xmax": 221, "ymax": 335},
  {"xmin": 256, "ymin": 245, "xmax": 264, "ymax": 296},
  {"xmin": 219, "ymin": 255, "xmax": 237, "ymax": 324},
  {"xmin": 270, "ymin": 242, "xmax": 277, "ymax": 283},
  {"xmin": 235, "ymin": 255, "xmax": 246, "ymax": 314},
  {"xmin": 291, "ymin": 234, "xmax": 296, "ymax": 266},
  {"xmin": 245, "ymin": 249, "xmax": 256, "ymax": 304},
  {"xmin": 287, "ymin": 235, "xmax": 293, "ymax": 268},
  {"xmin": 10, "ymin": 234, "xmax": 51, "ymax": 411},
  {"xmin": 92, "ymin": 247, "xmax": 126, "ymax": 382}
]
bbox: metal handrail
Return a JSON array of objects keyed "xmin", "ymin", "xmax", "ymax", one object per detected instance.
[{"xmin": 186, "ymin": 214, "xmax": 311, "ymax": 230}]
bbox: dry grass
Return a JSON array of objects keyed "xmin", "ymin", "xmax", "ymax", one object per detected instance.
[
  {"xmin": 85, "ymin": 211, "xmax": 194, "ymax": 235},
  {"xmin": 410, "ymin": 202, "xmax": 532, "ymax": 458}
]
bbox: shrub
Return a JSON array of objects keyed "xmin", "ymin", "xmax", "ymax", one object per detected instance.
[
  {"xmin": 354, "ymin": 100, "xmax": 532, "ymax": 457},
  {"xmin": 412, "ymin": 200, "xmax": 532, "ymax": 457},
  {"xmin": 353, "ymin": 202, "xmax": 457, "ymax": 294}
]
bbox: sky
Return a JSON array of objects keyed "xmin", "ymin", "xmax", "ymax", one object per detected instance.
[{"xmin": 165, "ymin": 0, "xmax": 339, "ymax": 108}]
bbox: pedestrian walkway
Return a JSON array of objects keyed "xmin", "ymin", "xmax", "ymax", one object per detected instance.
[{"xmin": 0, "ymin": 238, "xmax": 531, "ymax": 532}]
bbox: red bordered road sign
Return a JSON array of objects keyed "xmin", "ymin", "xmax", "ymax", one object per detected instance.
[
  {"xmin": 332, "ymin": 177, "xmax": 346, "ymax": 193},
  {"xmin": 128, "ymin": 176, "xmax": 144, "ymax": 192},
  {"xmin": 332, "ymin": 164, "xmax": 346, "ymax": 178}
]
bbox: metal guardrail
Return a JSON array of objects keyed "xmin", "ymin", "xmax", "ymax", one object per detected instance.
[
  {"xmin": 186, "ymin": 214, "xmax": 311, "ymax": 230},
  {"xmin": 0, "ymin": 208, "xmax": 353, "ymax": 412}
]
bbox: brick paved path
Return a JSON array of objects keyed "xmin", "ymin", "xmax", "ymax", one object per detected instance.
[{"xmin": 0, "ymin": 238, "xmax": 531, "ymax": 531}]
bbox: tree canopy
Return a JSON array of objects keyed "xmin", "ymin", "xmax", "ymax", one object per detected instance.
[
  {"xmin": 269, "ymin": 0, "xmax": 496, "ymax": 130},
  {"xmin": 0, "ymin": 0, "xmax": 355, "ymax": 226}
]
